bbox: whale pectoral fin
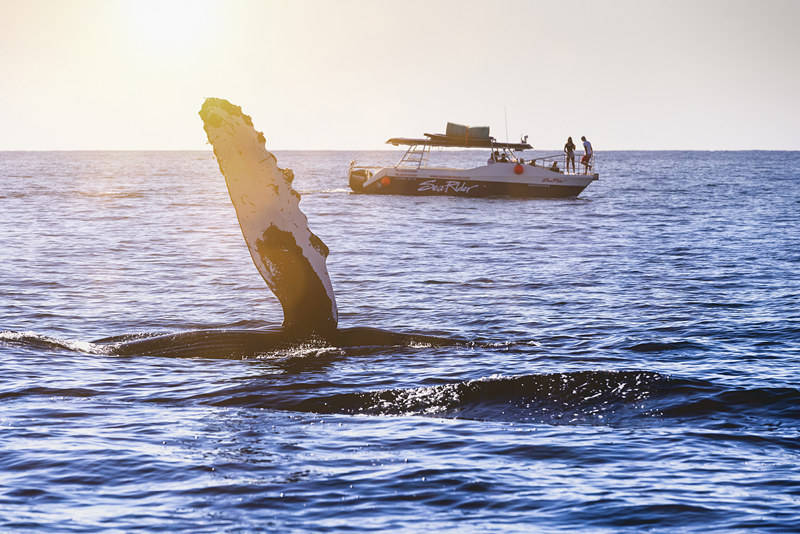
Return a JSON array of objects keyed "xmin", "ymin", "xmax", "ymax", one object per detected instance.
[
  {"xmin": 199, "ymin": 98, "xmax": 337, "ymax": 335},
  {"xmin": 254, "ymin": 225, "xmax": 336, "ymax": 333}
]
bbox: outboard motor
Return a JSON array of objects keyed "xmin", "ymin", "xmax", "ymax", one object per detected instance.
[{"xmin": 348, "ymin": 162, "xmax": 369, "ymax": 192}]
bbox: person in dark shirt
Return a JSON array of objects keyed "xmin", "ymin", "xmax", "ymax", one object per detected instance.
[{"xmin": 564, "ymin": 137, "xmax": 576, "ymax": 174}]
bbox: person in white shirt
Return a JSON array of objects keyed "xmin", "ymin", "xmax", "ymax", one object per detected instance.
[{"xmin": 580, "ymin": 136, "xmax": 593, "ymax": 174}]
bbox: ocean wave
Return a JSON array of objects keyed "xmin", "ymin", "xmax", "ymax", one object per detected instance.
[
  {"xmin": 0, "ymin": 386, "xmax": 101, "ymax": 401},
  {"xmin": 0, "ymin": 330, "xmax": 111, "ymax": 355},
  {"xmin": 2, "ymin": 332, "xmax": 797, "ymax": 426},
  {"xmin": 5, "ymin": 327, "xmax": 798, "ymax": 426},
  {"xmin": 197, "ymin": 370, "xmax": 800, "ymax": 425},
  {"xmin": 301, "ymin": 370, "xmax": 670, "ymax": 420},
  {"xmin": 654, "ymin": 385, "xmax": 800, "ymax": 421},
  {"xmin": 198, "ymin": 370, "xmax": 676, "ymax": 424}
]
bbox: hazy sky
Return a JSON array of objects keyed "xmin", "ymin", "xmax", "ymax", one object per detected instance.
[{"xmin": 2, "ymin": 0, "xmax": 798, "ymax": 150}]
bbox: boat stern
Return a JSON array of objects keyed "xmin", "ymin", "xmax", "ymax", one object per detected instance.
[{"xmin": 348, "ymin": 161, "xmax": 371, "ymax": 192}]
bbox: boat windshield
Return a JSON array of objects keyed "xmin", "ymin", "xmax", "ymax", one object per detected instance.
[
  {"xmin": 487, "ymin": 147, "xmax": 522, "ymax": 164},
  {"xmin": 394, "ymin": 144, "xmax": 526, "ymax": 169}
]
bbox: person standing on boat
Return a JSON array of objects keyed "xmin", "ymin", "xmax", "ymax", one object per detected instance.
[
  {"xmin": 564, "ymin": 137, "xmax": 576, "ymax": 174},
  {"xmin": 581, "ymin": 136, "xmax": 593, "ymax": 174}
]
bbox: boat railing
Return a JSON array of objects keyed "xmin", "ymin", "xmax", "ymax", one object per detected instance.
[
  {"xmin": 528, "ymin": 152, "xmax": 597, "ymax": 175},
  {"xmin": 527, "ymin": 153, "xmax": 566, "ymax": 173}
]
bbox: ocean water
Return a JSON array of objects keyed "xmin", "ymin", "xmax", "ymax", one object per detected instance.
[{"xmin": 1, "ymin": 149, "xmax": 799, "ymax": 532}]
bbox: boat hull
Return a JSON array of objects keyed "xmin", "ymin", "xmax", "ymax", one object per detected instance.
[
  {"xmin": 352, "ymin": 176, "xmax": 586, "ymax": 198},
  {"xmin": 349, "ymin": 163, "xmax": 597, "ymax": 198}
]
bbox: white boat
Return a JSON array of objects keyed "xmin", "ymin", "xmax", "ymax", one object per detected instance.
[{"xmin": 348, "ymin": 122, "xmax": 599, "ymax": 198}]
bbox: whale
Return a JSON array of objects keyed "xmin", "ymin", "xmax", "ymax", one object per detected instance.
[{"xmin": 100, "ymin": 98, "xmax": 458, "ymax": 358}]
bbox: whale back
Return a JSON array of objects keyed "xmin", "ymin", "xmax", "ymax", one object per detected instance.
[{"xmin": 199, "ymin": 98, "xmax": 337, "ymax": 335}]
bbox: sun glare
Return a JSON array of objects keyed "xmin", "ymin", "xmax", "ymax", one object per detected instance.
[{"xmin": 123, "ymin": 0, "xmax": 216, "ymax": 53}]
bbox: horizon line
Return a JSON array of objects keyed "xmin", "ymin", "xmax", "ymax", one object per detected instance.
[{"xmin": 2, "ymin": 148, "xmax": 799, "ymax": 152}]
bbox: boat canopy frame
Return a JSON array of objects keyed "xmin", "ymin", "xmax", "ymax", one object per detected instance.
[
  {"xmin": 387, "ymin": 134, "xmax": 532, "ymax": 151},
  {"xmin": 387, "ymin": 131, "xmax": 533, "ymax": 169}
]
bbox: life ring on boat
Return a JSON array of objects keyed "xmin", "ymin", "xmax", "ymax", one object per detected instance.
[
  {"xmin": 514, "ymin": 164, "xmax": 524, "ymax": 175},
  {"xmin": 380, "ymin": 176, "xmax": 391, "ymax": 186}
]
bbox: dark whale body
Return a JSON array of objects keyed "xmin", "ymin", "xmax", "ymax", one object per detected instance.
[
  {"xmin": 104, "ymin": 327, "xmax": 459, "ymax": 359},
  {"xmin": 101, "ymin": 98, "xmax": 458, "ymax": 359}
]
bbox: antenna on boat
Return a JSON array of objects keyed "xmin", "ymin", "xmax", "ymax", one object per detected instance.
[{"xmin": 504, "ymin": 106, "xmax": 509, "ymax": 144}]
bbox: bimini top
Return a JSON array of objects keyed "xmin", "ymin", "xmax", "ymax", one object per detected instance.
[{"xmin": 386, "ymin": 121, "xmax": 532, "ymax": 151}]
